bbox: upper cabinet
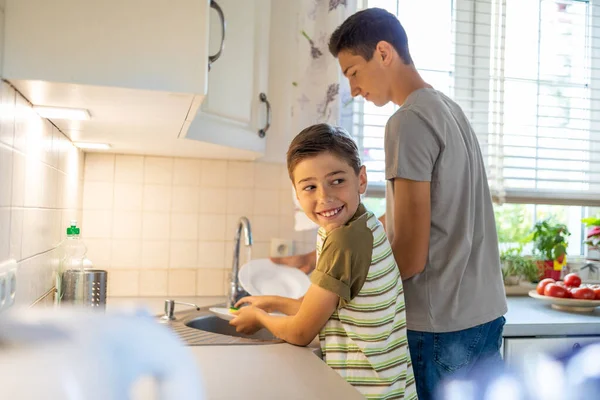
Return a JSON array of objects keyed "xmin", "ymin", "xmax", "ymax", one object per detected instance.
[
  {"xmin": 183, "ymin": 0, "xmax": 272, "ymax": 155},
  {"xmin": 1, "ymin": 0, "xmax": 271, "ymax": 159}
]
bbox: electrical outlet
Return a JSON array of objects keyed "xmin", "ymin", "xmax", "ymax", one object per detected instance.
[
  {"xmin": 270, "ymin": 239, "xmax": 295, "ymax": 258},
  {"xmin": 0, "ymin": 259, "xmax": 17, "ymax": 312}
]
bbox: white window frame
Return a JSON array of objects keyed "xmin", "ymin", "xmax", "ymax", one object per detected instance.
[{"xmin": 359, "ymin": 0, "xmax": 600, "ymax": 208}]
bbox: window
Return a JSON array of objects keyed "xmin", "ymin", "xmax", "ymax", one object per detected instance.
[
  {"xmin": 354, "ymin": 0, "xmax": 454, "ymax": 189},
  {"xmin": 354, "ymin": 0, "xmax": 600, "ymax": 256}
]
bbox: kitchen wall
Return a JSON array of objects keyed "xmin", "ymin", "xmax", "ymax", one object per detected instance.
[
  {"xmin": 82, "ymin": 154, "xmax": 316, "ymax": 297},
  {"xmin": 0, "ymin": 81, "xmax": 84, "ymax": 306}
]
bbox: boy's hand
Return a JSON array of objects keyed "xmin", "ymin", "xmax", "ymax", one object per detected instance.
[
  {"xmin": 234, "ymin": 296, "xmax": 276, "ymax": 313},
  {"xmin": 229, "ymin": 306, "xmax": 265, "ymax": 335}
]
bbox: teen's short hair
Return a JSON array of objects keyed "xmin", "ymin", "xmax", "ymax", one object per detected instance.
[{"xmin": 329, "ymin": 8, "xmax": 412, "ymax": 65}]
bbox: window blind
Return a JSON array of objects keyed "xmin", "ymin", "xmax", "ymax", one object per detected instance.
[{"xmin": 353, "ymin": 0, "xmax": 600, "ymax": 207}]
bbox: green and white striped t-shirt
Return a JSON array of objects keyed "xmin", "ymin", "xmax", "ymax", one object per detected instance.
[{"xmin": 311, "ymin": 204, "xmax": 417, "ymax": 400}]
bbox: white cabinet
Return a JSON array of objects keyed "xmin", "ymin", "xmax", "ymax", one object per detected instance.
[
  {"xmin": 183, "ymin": 0, "xmax": 272, "ymax": 155},
  {"xmin": 4, "ymin": 0, "xmax": 215, "ymax": 97},
  {"xmin": 503, "ymin": 336, "xmax": 600, "ymax": 365}
]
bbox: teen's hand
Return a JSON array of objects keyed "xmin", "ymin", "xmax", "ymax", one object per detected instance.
[
  {"xmin": 271, "ymin": 250, "xmax": 316, "ymax": 274},
  {"xmin": 229, "ymin": 306, "xmax": 265, "ymax": 335}
]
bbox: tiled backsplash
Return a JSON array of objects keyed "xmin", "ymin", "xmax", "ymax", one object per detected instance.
[
  {"xmin": 82, "ymin": 154, "xmax": 316, "ymax": 297},
  {"xmin": 0, "ymin": 82, "xmax": 84, "ymax": 306}
]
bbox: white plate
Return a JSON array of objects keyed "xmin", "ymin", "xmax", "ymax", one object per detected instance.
[
  {"xmin": 209, "ymin": 307, "xmax": 236, "ymax": 321},
  {"xmin": 238, "ymin": 258, "xmax": 311, "ymax": 299},
  {"xmin": 528, "ymin": 290, "xmax": 600, "ymax": 312}
]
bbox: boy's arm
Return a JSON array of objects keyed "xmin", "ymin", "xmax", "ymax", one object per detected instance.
[
  {"xmin": 390, "ymin": 178, "xmax": 430, "ymax": 280},
  {"xmin": 256, "ymin": 284, "xmax": 338, "ymax": 346},
  {"xmin": 235, "ymin": 295, "xmax": 303, "ymax": 316}
]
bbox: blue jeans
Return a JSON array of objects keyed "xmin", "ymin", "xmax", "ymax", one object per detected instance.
[{"xmin": 407, "ymin": 316, "xmax": 506, "ymax": 400}]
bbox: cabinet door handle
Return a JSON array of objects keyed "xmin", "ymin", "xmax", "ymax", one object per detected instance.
[
  {"xmin": 258, "ymin": 93, "xmax": 271, "ymax": 138},
  {"xmin": 208, "ymin": 0, "xmax": 226, "ymax": 70}
]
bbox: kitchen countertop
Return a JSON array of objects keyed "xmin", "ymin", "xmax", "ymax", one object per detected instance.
[
  {"xmin": 108, "ymin": 296, "xmax": 363, "ymax": 399},
  {"xmin": 504, "ymin": 296, "xmax": 600, "ymax": 337},
  {"xmin": 107, "ymin": 295, "xmax": 600, "ymax": 399}
]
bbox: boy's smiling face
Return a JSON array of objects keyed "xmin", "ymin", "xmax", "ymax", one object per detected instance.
[{"xmin": 293, "ymin": 151, "xmax": 367, "ymax": 232}]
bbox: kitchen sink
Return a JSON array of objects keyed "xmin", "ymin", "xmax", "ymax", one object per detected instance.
[
  {"xmin": 185, "ymin": 314, "xmax": 278, "ymax": 341},
  {"xmin": 160, "ymin": 306, "xmax": 283, "ymax": 346}
]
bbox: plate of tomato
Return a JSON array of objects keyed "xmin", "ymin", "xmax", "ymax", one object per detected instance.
[{"xmin": 529, "ymin": 273, "xmax": 600, "ymax": 312}]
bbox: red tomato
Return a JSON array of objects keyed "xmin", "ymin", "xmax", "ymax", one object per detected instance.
[
  {"xmin": 571, "ymin": 287, "xmax": 596, "ymax": 300},
  {"xmin": 564, "ymin": 287, "xmax": 573, "ymax": 298},
  {"xmin": 544, "ymin": 283, "xmax": 568, "ymax": 298},
  {"xmin": 537, "ymin": 278, "xmax": 556, "ymax": 295},
  {"xmin": 563, "ymin": 273, "xmax": 582, "ymax": 288},
  {"xmin": 593, "ymin": 287, "xmax": 600, "ymax": 300}
]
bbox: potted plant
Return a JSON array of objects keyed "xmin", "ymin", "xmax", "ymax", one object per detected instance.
[
  {"xmin": 582, "ymin": 215, "xmax": 600, "ymax": 261},
  {"xmin": 531, "ymin": 219, "xmax": 570, "ymax": 280},
  {"xmin": 500, "ymin": 246, "xmax": 541, "ymax": 286}
]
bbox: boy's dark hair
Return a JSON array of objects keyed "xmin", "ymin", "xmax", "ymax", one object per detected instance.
[
  {"xmin": 329, "ymin": 8, "xmax": 412, "ymax": 65},
  {"xmin": 287, "ymin": 124, "xmax": 361, "ymax": 181}
]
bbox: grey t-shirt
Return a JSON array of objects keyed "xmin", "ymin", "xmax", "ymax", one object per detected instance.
[{"xmin": 384, "ymin": 88, "xmax": 507, "ymax": 333}]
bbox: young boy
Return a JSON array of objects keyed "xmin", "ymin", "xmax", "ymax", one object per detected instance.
[{"xmin": 230, "ymin": 124, "xmax": 417, "ymax": 399}]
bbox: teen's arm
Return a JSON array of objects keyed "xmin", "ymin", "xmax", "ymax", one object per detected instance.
[
  {"xmin": 378, "ymin": 214, "xmax": 386, "ymax": 231},
  {"xmin": 384, "ymin": 109, "xmax": 439, "ymax": 280},
  {"xmin": 390, "ymin": 178, "xmax": 430, "ymax": 280},
  {"xmin": 270, "ymin": 250, "xmax": 317, "ymax": 274},
  {"xmin": 231, "ymin": 284, "xmax": 338, "ymax": 346}
]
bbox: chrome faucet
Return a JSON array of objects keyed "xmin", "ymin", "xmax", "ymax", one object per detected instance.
[{"xmin": 228, "ymin": 217, "xmax": 253, "ymax": 308}]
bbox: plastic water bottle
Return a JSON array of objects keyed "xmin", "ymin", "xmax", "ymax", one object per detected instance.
[{"xmin": 55, "ymin": 220, "xmax": 88, "ymax": 305}]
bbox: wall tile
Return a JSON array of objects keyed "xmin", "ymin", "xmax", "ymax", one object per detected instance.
[
  {"xmin": 173, "ymin": 158, "xmax": 201, "ymax": 186},
  {"xmin": 139, "ymin": 269, "xmax": 168, "ymax": 296},
  {"xmin": 201, "ymin": 160, "xmax": 227, "ymax": 187},
  {"xmin": 143, "ymin": 184, "xmax": 171, "ymax": 212},
  {"xmin": 0, "ymin": 82, "xmax": 15, "ymax": 148},
  {"xmin": 108, "ymin": 269, "xmax": 140, "ymax": 296},
  {"xmin": 171, "ymin": 186, "xmax": 199, "ymax": 213},
  {"xmin": 197, "ymin": 241, "xmax": 225, "ymax": 269},
  {"xmin": 169, "ymin": 241, "xmax": 198, "ymax": 269},
  {"xmin": 253, "ymin": 189, "xmax": 280, "ymax": 216},
  {"xmin": 82, "ymin": 209, "xmax": 113, "ymax": 238},
  {"xmin": 141, "ymin": 240, "xmax": 170, "ymax": 268},
  {"xmin": 84, "ymin": 153, "xmax": 115, "ymax": 182},
  {"xmin": 0, "ymin": 207, "xmax": 11, "ymax": 261},
  {"xmin": 115, "ymin": 155, "xmax": 144, "ymax": 183},
  {"xmin": 85, "ymin": 238, "xmax": 112, "ymax": 268},
  {"xmin": 83, "ymin": 181, "xmax": 114, "ymax": 210},
  {"xmin": 196, "ymin": 268, "xmax": 226, "ymax": 296},
  {"xmin": 168, "ymin": 269, "xmax": 197, "ymax": 296},
  {"xmin": 112, "ymin": 210, "xmax": 142, "ymax": 239},
  {"xmin": 255, "ymin": 162, "xmax": 282, "ymax": 189},
  {"xmin": 198, "ymin": 214, "xmax": 227, "ymax": 241},
  {"xmin": 199, "ymin": 188, "xmax": 227, "ymax": 214},
  {"xmin": 10, "ymin": 151, "xmax": 25, "ymax": 207},
  {"xmin": 113, "ymin": 183, "xmax": 143, "ymax": 211},
  {"xmin": 111, "ymin": 239, "xmax": 142, "ymax": 268},
  {"xmin": 9, "ymin": 207, "xmax": 23, "ymax": 260},
  {"xmin": 171, "ymin": 213, "xmax": 198, "ymax": 240},
  {"xmin": 0, "ymin": 143, "xmax": 13, "ymax": 207},
  {"xmin": 144, "ymin": 156, "xmax": 173, "ymax": 185},
  {"xmin": 226, "ymin": 188, "xmax": 254, "ymax": 216},
  {"xmin": 227, "ymin": 161, "xmax": 255, "ymax": 188}
]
